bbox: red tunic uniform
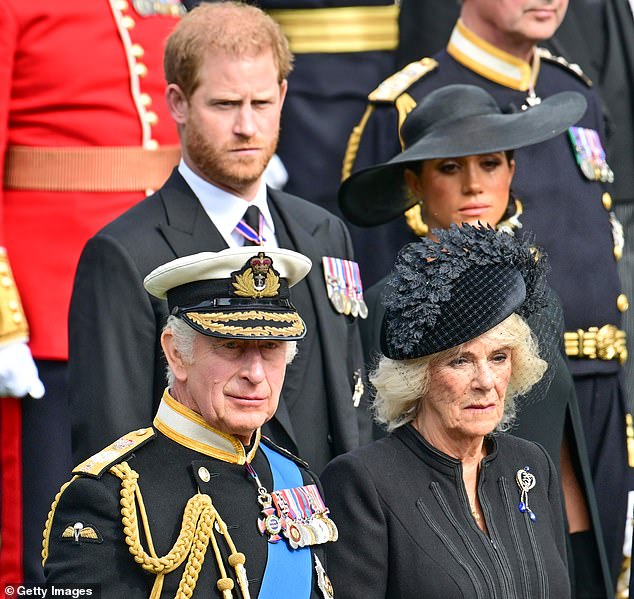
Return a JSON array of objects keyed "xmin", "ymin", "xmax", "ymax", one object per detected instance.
[{"xmin": 0, "ymin": 0, "xmax": 182, "ymax": 582}]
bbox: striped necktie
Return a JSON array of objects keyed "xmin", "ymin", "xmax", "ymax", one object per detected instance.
[{"xmin": 237, "ymin": 205, "xmax": 262, "ymax": 246}]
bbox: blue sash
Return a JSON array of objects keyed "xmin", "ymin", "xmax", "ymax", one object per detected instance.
[{"xmin": 259, "ymin": 444, "xmax": 312, "ymax": 598}]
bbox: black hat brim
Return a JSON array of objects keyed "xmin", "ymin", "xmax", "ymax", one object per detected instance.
[{"xmin": 339, "ymin": 91, "xmax": 587, "ymax": 227}]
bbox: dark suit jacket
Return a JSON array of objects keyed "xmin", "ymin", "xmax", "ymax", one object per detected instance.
[
  {"xmin": 322, "ymin": 426, "xmax": 571, "ymax": 598},
  {"xmin": 68, "ymin": 169, "xmax": 370, "ymax": 470}
]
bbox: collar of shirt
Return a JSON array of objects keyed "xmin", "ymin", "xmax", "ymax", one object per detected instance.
[
  {"xmin": 447, "ymin": 19, "xmax": 540, "ymax": 92},
  {"xmin": 178, "ymin": 159, "xmax": 277, "ymax": 248},
  {"xmin": 153, "ymin": 389, "xmax": 261, "ymax": 464}
]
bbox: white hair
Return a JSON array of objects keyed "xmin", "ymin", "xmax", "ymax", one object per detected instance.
[
  {"xmin": 371, "ymin": 313, "xmax": 547, "ymax": 433},
  {"xmin": 163, "ymin": 315, "xmax": 298, "ymax": 385}
]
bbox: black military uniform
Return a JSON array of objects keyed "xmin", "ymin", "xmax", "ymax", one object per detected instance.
[
  {"xmin": 43, "ymin": 393, "xmax": 334, "ymax": 598},
  {"xmin": 344, "ymin": 19, "xmax": 631, "ymax": 588}
]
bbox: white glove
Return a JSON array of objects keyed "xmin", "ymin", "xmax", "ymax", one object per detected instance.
[{"xmin": 0, "ymin": 341, "xmax": 45, "ymax": 398}]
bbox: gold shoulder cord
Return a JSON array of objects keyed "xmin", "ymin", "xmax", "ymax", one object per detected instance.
[
  {"xmin": 42, "ymin": 476, "xmax": 80, "ymax": 564},
  {"xmin": 341, "ymin": 104, "xmax": 375, "ymax": 181},
  {"xmin": 42, "ymin": 463, "xmax": 251, "ymax": 599}
]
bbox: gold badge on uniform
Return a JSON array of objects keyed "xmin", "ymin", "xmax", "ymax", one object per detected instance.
[
  {"xmin": 568, "ymin": 127, "xmax": 614, "ymax": 183},
  {"xmin": 322, "ymin": 257, "xmax": 368, "ymax": 318},
  {"xmin": 232, "ymin": 252, "xmax": 281, "ymax": 298},
  {"xmin": 61, "ymin": 522, "xmax": 103, "ymax": 544}
]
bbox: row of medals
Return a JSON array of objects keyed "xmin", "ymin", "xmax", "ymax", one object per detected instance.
[
  {"xmin": 327, "ymin": 277, "xmax": 368, "ymax": 319},
  {"xmin": 259, "ymin": 503, "xmax": 338, "ymax": 548}
]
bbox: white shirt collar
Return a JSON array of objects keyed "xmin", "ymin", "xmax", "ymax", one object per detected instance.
[{"xmin": 178, "ymin": 159, "xmax": 277, "ymax": 248}]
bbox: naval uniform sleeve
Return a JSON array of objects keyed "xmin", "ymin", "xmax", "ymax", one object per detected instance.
[
  {"xmin": 44, "ymin": 474, "xmax": 149, "ymax": 597},
  {"xmin": 68, "ymin": 232, "xmax": 159, "ymax": 463},
  {"xmin": 321, "ymin": 451, "xmax": 388, "ymax": 599}
]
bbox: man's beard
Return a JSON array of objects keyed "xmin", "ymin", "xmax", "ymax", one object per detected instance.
[{"xmin": 184, "ymin": 124, "xmax": 278, "ymax": 194}]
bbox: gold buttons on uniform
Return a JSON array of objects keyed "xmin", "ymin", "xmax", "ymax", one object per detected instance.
[
  {"xmin": 145, "ymin": 111, "xmax": 158, "ymax": 126},
  {"xmin": 136, "ymin": 428, "xmax": 148, "ymax": 436},
  {"xmin": 618, "ymin": 294, "xmax": 629, "ymax": 312},
  {"xmin": 144, "ymin": 139, "xmax": 159, "ymax": 151},
  {"xmin": 198, "ymin": 467, "xmax": 211, "ymax": 483},
  {"xmin": 134, "ymin": 63, "xmax": 148, "ymax": 78},
  {"xmin": 139, "ymin": 93, "xmax": 152, "ymax": 107},
  {"xmin": 115, "ymin": 0, "xmax": 129, "ymax": 10},
  {"xmin": 121, "ymin": 15, "xmax": 136, "ymax": 29},
  {"xmin": 602, "ymin": 192, "xmax": 613, "ymax": 210},
  {"xmin": 131, "ymin": 44, "xmax": 144, "ymax": 58}
]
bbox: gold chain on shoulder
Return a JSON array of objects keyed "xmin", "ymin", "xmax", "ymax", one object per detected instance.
[{"xmin": 108, "ymin": 461, "xmax": 251, "ymax": 599}]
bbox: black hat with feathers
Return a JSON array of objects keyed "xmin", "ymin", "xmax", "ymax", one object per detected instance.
[{"xmin": 380, "ymin": 224, "xmax": 548, "ymax": 360}]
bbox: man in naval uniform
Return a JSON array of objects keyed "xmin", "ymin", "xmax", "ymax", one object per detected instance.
[
  {"xmin": 341, "ymin": 0, "xmax": 630, "ymax": 592},
  {"xmin": 68, "ymin": 1, "xmax": 369, "ymax": 477},
  {"xmin": 44, "ymin": 247, "xmax": 336, "ymax": 599}
]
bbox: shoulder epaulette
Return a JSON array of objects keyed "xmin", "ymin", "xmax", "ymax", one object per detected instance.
[
  {"xmin": 72, "ymin": 427, "xmax": 156, "ymax": 479},
  {"xmin": 261, "ymin": 436, "xmax": 310, "ymax": 470},
  {"xmin": 368, "ymin": 58, "xmax": 438, "ymax": 103},
  {"xmin": 536, "ymin": 47, "xmax": 592, "ymax": 87}
]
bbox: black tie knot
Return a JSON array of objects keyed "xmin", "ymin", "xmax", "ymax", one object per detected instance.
[{"xmin": 241, "ymin": 205, "xmax": 261, "ymax": 246}]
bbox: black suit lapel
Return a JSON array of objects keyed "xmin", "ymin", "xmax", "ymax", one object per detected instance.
[{"xmin": 157, "ymin": 169, "xmax": 228, "ymax": 256}]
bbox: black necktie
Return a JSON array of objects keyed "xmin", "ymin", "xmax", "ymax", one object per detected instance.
[{"xmin": 241, "ymin": 205, "xmax": 261, "ymax": 246}]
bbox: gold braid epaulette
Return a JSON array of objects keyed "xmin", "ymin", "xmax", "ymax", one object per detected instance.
[
  {"xmin": 0, "ymin": 247, "xmax": 29, "ymax": 345},
  {"xmin": 341, "ymin": 58, "xmax": 438, "ymax": 181}
]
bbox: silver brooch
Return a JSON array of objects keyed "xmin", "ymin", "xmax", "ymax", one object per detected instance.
[{"xmin": 516, "ymin": 466, "xmax": 537, "ymax": 522}]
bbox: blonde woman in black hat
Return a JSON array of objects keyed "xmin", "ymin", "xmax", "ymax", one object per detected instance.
[
  {"xmin": 321, "ymin": 225, "xmax": 571, "ymax": 598},
  {"xmin": 337, "ymin": 85, "xmax": 613, "ymax": 597}
]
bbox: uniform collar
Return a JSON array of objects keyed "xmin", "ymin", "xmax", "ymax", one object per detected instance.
[
  {"xmin": 447, "ymin": 19, "xmax": 540, "ymax": 91},
  {"xmin": 153, "ymin": 389, "xmax": 260, "ymax": 464}
]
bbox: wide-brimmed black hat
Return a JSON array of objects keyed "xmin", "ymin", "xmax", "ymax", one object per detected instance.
[
  {"xmin": 339, "ymin": 84, "xmax": 587, "ymax": 227},
  {"xmin": 380, "ymin": 224, "xmax": 548, "ymax": 360},
  {"xmin": 144, "ymin": 247, "xmax": 311, "ymax": 340}
]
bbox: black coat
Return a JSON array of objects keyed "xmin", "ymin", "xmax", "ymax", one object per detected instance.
[
  {"xmin": 321, "ymin": 425, "xmax": 571, "ymax": 599},
  {"xmin": 44, "ymin": 429, "xmax": 330, "ymax": 598},
  {"xmin": 68, "ymin": 170, "xmax": 370, "ymax": 472}
]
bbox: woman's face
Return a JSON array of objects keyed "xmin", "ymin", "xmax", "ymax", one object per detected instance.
[
  {"xmin": 404, "ymin": 153, "xmax": 515, "ymax": 230},
  {"xmin": 415, "ymin": 335, "xmax": 513, "ymax": 447}
]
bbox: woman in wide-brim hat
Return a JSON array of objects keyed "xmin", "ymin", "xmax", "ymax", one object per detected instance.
[
  {"xmin": 339, "ymin": 83, "xmax": 586, "ymax": 232},
  {"xmin": 343, "ymin": 84, "xmax": 613, "ymax": 597}
]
